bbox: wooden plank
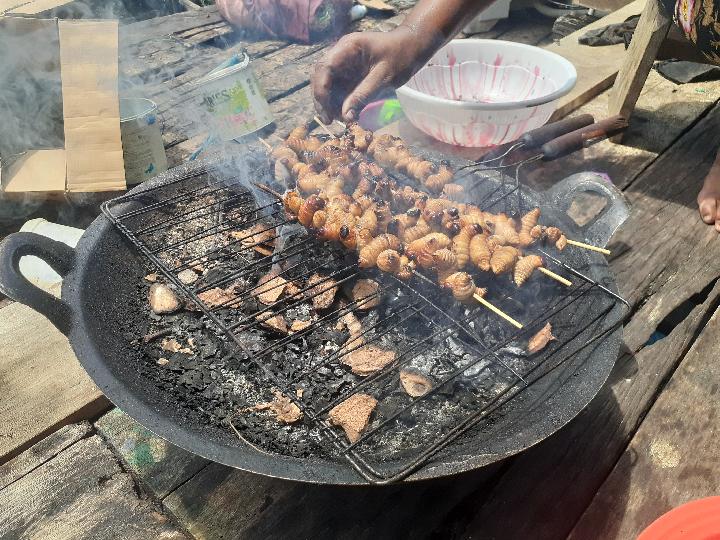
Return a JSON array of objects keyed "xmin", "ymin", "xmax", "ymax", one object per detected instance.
[
  {"xmin": 547, "ymin": 0, "xmax": 646, "ymax": 120},
  {"xmin": 608, "ymin": 0, "xmax": 672, "ymax": 140},
  {"xmin": 443, "ymin": 102, "xmax": 720, "ymax": 540},
  {"xmin": 1, "ymin": 0, "xmax": 72, "ymax": 15},
  {"xmin": 0, "ymin": 422, "xmax": 91, "ymax": 490},
  {"xmin": 569, "ymin": 304, "xmax": 720, "ymax": 540},
  {"xmin": 163, "ymin": 459, "xmax": 501, "ymax": 539},
  {"xmin": 120, "ymin": 5, "xmax": 224, "ymax": 47},
  {"xmin": 0, "ymin": 434, "xmax": 189, "ymax": 539},
  {"xmin": 0, "ymin": 302, "xmax": 110, "ymax": 463},
  {"xmin": 95, "ymin": 409, "xmax": 209, "ymax": 499}
]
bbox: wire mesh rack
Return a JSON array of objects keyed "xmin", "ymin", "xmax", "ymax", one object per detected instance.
[{"xmin": 101, "ymin": 159, "xmax": 629, "ymax": 484}]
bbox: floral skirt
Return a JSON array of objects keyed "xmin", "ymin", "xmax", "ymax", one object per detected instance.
[{"xmin": 661, "ymin": 0, "xmax": 720, "ymax": 64}]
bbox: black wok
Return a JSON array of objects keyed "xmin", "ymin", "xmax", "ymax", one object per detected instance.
[{"xmin": 0, "ymin": 158, "xmax": 629, "ymax": 484}]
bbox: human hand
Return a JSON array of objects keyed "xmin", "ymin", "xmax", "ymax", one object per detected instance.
[{"xmin": 311, "ymin": 26, "xmax": 430, "ymax": 123}]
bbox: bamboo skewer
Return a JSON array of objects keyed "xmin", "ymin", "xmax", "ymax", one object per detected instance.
[
  {"xmin": 258, "ymin": 137, "xmax": 273, "ymax": 151},
  {"xmin": 314, "ymin": 115, "xmax": 336, "ymax": 138},
  {"xmin": 566, "ymin": 239, "xmax": 611, "ymax": 256},
  {"xmin": 538, "ymin": 267, "xmax": 572, "ymax": 287},
  {"xmin": 474, "ymin": 293, "xmax": 523, "ymax": 329}
]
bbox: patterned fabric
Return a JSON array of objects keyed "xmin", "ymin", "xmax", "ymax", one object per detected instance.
[{"xmin": 661, "ymin": 0, "xmax": 720, "ymax": 64}]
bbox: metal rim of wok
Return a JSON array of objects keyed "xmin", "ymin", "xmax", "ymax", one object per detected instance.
[{"xmin": 0, "ymin": 156, "xmax": 629, "ymax": 485}]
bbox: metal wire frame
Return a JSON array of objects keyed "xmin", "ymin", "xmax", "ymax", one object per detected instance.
[{"xmin": 101, "ymin": 169, "xmax": 629, "ymax": 484}]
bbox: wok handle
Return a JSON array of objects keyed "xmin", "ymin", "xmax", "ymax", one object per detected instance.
[
  {"xmin": 0, "ymin": 232, "xmax": 76, "ymax": 336},
  {"xmin": 543, "ymin": 172, "xmax": 630, "ymax": 249},
  {"xmin": 540, "ymin": 116, "xmax": 629, "ymax": 161},
  {"xmin": 519, "ymin": 114, "xmax": 595, "ymax": 149}
]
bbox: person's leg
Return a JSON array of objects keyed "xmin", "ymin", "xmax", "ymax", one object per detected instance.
[{"xmin": 698, "ymin": 148, "xmax": 720, "ymax": 232}]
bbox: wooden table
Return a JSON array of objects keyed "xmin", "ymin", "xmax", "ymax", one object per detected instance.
[{"xmin": 2, "ymin": 5, "xmax": 720, "ymax": 539}]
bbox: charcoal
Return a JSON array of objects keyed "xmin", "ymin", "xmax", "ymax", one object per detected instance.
[{"xmin": 201, "ymin": 342, "xmax": 218, "ymax": 358}]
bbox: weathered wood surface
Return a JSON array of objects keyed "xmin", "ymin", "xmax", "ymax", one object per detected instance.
[
  {"xmin": 524, "ymin": 70, "xmax": 720, "ymax": 191},
  {"xmin": 443, "ymin": 100, "xmax": 720, "ymax": 540},
  {"xmin": 96, "ymin": 409, "xmax": 209, "ymax": 499},
  {"xmin": 0, "ymin": 431, "xmax": 189, "ymax": 540},
  {"xmin": 120, "ymin": 5, "xmax": 225, "ymax": 47},
  {"xmin": 569, "ymin": 305, "xmax": 720, "ymax": 540},
  {"xmin": 0, "ymin": 422, "xmax": 91, "ymax": 491},
  {"xmin": 608, "ymin": 0, "xmax": 672, "ymax": 140},
  {"xmin": 548, "ymin": 0, "xmax": 646, "ymax": 120},
  {"xmin": 162, "ymin": 459, "xmax": 500, "ymax": 540},
  {"xmin": 0, "ymin": 302, "xmax": 110, "ymax": 463}
]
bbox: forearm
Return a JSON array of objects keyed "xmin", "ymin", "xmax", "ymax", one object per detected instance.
[{"xmin": 399, "ymin": 0, "xmax": 496, "ymax": 56}]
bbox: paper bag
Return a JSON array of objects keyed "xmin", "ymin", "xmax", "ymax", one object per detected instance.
[{"xmin": 0, "ymin": 16, "xmax": 126, "ymax": 194}]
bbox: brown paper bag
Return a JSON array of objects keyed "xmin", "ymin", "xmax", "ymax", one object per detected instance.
[{"xmin": 0, "ymin": 16, "xmax": 126, "ymax": 194}]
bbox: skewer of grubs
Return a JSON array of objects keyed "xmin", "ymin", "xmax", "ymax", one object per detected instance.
[
  {"xmin": 314, "ymin": 116, "xmax": 336, "ymax": 138},
  {"xmin": 411, "ymin": 269, "xmax": 523, "ymax": 329}
]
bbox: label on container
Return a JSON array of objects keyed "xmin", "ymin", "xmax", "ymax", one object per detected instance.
[{"xmin": 194, "ymin": 66, "xmax": 274, "ymax": 141}]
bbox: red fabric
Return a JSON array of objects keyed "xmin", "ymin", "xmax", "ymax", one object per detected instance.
[{"xmin": 217, "ymin": 0, "xmax": 348, "ymax": 43}]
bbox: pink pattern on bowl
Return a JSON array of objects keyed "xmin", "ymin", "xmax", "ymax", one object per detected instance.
[{"xmin": 396, "ymin": 39, "xmax": 577, "ymax": 147}]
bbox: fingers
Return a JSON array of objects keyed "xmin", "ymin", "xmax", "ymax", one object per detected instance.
[
  {"xmin": 312, "ymin": 61, "xmax": 335, "ymax": 124},
  {"xmin": 312, "ymin": 34, "xmax": 365, "ymax": 123},
  {"xmin": 341, "ymin": 64, "xmax": 388, "ymax": 122},
  {"xmin": 715, "ymin": 201, "xmax": 720, "ymax": 232}
]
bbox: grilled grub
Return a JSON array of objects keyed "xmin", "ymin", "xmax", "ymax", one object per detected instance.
[
  {"xmin": 528, "ymin": 322, "xmax": 556, "ymax": 354},
  {"xmin": 399, "ymin": 369, "xmax": 433, "ymax": 397}
]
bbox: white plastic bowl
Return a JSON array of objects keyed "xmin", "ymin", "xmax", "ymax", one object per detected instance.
[{"xmin": 396, "ymin": 39, "xmax": 577, "ymax": 147}]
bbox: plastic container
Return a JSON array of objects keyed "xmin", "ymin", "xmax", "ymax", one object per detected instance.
[
  {"xmin": 190, "ymin": 53, "xmax": 274, "ymax": 142},
  {"xmin": 638, "ymin": 497, "xmax": 720, "ymax": 540},
  {"xmin": 120, "ymin": 98, "xmax": 168, "ymax": 185},
  {"xmin": 462, "ymin": 0, "xmax": 512, "ymax": 34},
  {"xmin": 396, "ymin": 39, "xmax": 577, "ymax": 147},
  {"xmin": 18, "ymin": 218, "xmax": 83, "ymax": 294}
]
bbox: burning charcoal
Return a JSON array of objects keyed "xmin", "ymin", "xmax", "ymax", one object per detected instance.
[
  {"xmin": 178, "ymin": 269, "xmax": 199, "ymax": 285},
  {"xmin": 296, "ymin": 388, "xmax": 304, "ymax": 398},
  {"xmin": 445, "ymin": 336, "xmax": 465, "ymax": 357},
  {"xmin": 254, "ymin": 274, "xmax": 288, "ymax": 305},
  {"xmin": 351, "ymin": 279, "xmax": 381, "ymax": 310},
  {"xmin": 400, "ymin": 369, "xmax": 433, "ymax": 397},
  {"xmin": 528, "ymin": 322, "xmax": 556, "ymax": 354},
  {"xmin": 290, "ymin": 319, "xmax": 312, "ymax": 333},
  {"xmin": 247, "ymin": 390, "xmax": 302, "ymax": 424},
  {"xmin": 145, "ymin": 273, "xmax": 159, "ymax": 283},
  {"xmin": 307, "ymin": 273, "xmax": 338, "ymax": 310},
  {"xmin": 342, "ymin": 345, "xmax": 396, "ymax": 376},
  {"xmin": 148, "ymin": 283, "xmax": 181, "ymax": 314},
  {"xmin": 198, "ymin": 287, "xmax": 237, "ymax": 309},
  {"xmin": 329, "ymin": 393, "xmax": 378, "ymax": 443},
  {"xmin": 203, "ymin": 267, "xmax": 230, "ymax": 285},
  {"xmin": 200, "ymin": 342, "xmax": 218, "ymax": 358},
  {"xmin": 157, "ymin": 357, "xmax": 170, "ymax": 366},
  {"xmin": 256, "ymin": 313, "xmax": 289, "ymax": 334}
]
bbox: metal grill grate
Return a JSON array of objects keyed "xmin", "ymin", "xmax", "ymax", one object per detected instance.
[{"xmin": 102, "ymin": 162, "xmax": 628, "ymax": 484}]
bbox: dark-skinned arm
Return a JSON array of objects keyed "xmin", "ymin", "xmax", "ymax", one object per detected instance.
[{"xmin": 312, "ymin": 0, "xmax": 496, "ymax": 123}]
